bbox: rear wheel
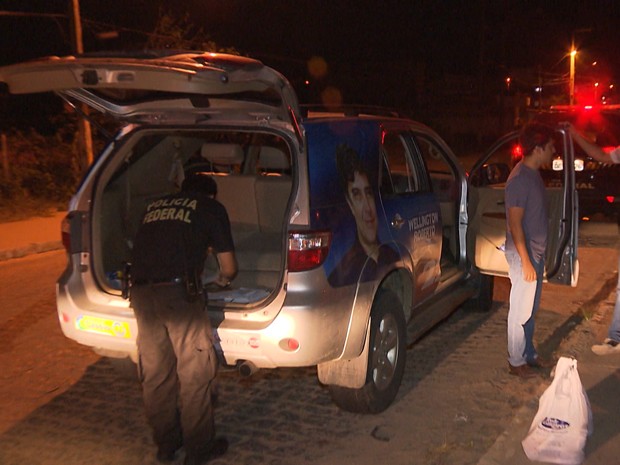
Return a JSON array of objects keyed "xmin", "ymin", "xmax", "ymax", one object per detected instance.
[{"xmin": 329, "ymin": 290, "xmax": 406, "ymax": 414}]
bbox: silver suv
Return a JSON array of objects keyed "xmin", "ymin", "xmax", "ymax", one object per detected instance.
[{"xmin": 0, "ymin": 52, "xmax": 579, "ymax": 413}]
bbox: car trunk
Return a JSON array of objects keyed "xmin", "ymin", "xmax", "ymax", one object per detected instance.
[
  {"xmin": 93, "ymin": 127, "xmax": 293, "ymax": 307},
  {"xmin": 0, "ymin": 52, "xmax": 303, "ymax": 304}
]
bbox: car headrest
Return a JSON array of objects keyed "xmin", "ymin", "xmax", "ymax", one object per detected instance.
[
  {"xmin": 200, "ymin": 143, "xmax": 244, "ymax": 166},
  {"xmin": 258, "ymin": 146, "xmax": 290, "ymax": 172}
]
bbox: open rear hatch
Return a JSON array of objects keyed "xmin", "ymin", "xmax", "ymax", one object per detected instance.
[
  {"xmin": 1, "ymin": 52, "xmax": 301, "ymax": 307},
  {"xmin": 0, "ymin": 51, "xmax": 302, "ymax": 126}
]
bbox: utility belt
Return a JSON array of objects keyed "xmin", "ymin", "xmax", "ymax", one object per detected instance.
[
  {"xmin": 133, "ymin": 277, "xmax": 185, "ymax": 286},
  {"xmin": 125, "ymin": 263, "xmax": 202, "ymax": 302}
]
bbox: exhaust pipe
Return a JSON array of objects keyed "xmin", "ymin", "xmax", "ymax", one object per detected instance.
[{"xmin": 238, "ymin": 360, "xmax": 259, "ymax": 378}]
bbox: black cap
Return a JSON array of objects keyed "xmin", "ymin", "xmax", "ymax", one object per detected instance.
[{"xmin": 181, "ymin": 172, "xmax": 217, "ymax": 196}]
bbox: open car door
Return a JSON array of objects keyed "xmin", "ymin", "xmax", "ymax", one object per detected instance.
[{"xmin": 467, "ymin": 124, "xmax": 579, "ymax": 286}]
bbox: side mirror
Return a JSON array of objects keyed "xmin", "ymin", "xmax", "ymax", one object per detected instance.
[{"xmin": 471, "ymin": 162, "xmax": 510, "ymax": 186}]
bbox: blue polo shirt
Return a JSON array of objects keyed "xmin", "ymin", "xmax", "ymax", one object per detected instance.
[{"xmin": 504, "ymin": 161, "xmax": 548, "ymax": 262}]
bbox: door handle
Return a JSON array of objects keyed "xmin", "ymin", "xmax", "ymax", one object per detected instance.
[{"xmin": 391, "ymin": 213, "xmax": 405, "ymax": 229}]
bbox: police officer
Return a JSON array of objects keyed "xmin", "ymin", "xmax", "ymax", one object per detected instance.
[{"xmin": 130, "ymin": 172, "xmax": 237, "ymax": 465}]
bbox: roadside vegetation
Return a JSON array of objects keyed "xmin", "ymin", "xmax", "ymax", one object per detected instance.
[
  {"xmin": 0, "ymin": 113, "xmax": 84, "ymax": 223},
  {"xmin": 0, "ymin": 10, "xmax": 232, "ymax": 224}
]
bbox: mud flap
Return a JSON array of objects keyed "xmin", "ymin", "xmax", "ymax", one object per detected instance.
[{"xmin": 317, "ymin": 322, "xmax": 371, "ymax": 389}]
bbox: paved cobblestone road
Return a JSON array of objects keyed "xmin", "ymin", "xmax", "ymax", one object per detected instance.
[{"xmin": 0, "ymin": 224, "xmax": 617, "ymax": 465}]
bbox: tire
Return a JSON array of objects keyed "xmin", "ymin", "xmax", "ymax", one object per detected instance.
[
  {"xmin": 329, "ymin": 290, "xmax": 406, "ymax": 414},
  {"xmin": 466, "ymin": 273, "xmax": 494, "ymax": 312}
]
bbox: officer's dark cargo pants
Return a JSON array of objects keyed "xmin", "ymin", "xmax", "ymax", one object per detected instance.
[{"xmin": 131, "ymin": 284, "xmax": 218, "ymax": 459}]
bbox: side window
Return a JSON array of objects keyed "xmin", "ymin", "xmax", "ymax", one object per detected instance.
[
  {"xmin": 470, "ymin": 130, "xmax": 570, "ymax": 190},
  {"xmin": 469, "ymin": 137, "xmax": 515, "ymax": 187},
  {"xmin": 380, "ymin": 131, "xmax": 426, "ymax": 196},
  {"xmin": 414, "ymin": 134, "xmax": 458, "ymax": 203}
]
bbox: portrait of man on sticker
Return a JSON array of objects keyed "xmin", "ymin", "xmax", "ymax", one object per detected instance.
[{"xmin": 328, "ymin": 144, "xmax": 400, "ymax": 287}]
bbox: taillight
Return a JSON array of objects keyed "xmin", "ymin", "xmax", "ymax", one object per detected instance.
[
  {"xmin": 288, "ymin": 230, "xmax": 331, "ymax": 272},
  {"xmin": 605, "ymin": 196, "xmax": 615, "ymax": 204},
  {"xmin": 511, "ymin": 144, "xmax": 523, "ymax": 164},
  {"xmin": 61, "ymin": 215, "xmax": 71, "ymax": 253}
]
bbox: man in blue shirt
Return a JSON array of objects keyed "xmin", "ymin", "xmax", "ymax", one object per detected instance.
[{"xmin": 505, "ymin": 123, "xmax": 556, "ymax": 378}]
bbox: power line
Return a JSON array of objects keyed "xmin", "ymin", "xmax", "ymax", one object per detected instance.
[
  {"xmin": 0, "ymin": 11, "xmax": 65, "ymax": 19},
  {"xmin": 0, "ymin": 9, "xmax": 169, "ymax": 43}
]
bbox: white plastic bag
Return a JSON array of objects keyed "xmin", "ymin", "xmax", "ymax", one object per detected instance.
[{"xmin": 521, "ymin": 356, "xmax": 593, "ymax": 464}]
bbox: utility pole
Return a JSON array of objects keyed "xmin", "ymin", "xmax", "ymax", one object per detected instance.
[
  {"xmin": 1, "ymin": 134, "xmax": 8, "ymax": 181},
  {"xmin": 569, "ymin": 45, "xmax": 576, "ymax": 106},
  {"xmin": 69, "ymin": 0, "xmax": 94, "ymax": 170},
  {"xmin": 569, "ymin": 28, "xmax": 592, "ymax": 106}
]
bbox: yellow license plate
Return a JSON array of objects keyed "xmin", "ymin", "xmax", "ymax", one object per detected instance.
[{"xmin": 76, "ymin": 315, "xmax": 131, "ymax": 338}]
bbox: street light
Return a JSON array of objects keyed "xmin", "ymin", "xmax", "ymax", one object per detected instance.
[
  {"xmin": 594, "ymin": 82, "xmax": 599, "ymax": 103},
  {"xmin": 569, "ymin": 48, "xmax": 577, "ymax": 106},
  {"xmin": 568, "ymin": 28, "xmax": 591, "ymax": 106}
]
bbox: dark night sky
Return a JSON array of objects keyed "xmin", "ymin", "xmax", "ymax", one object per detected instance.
[{"xmin": 2, "ymin": 1, "xmax": 620, "ymax": 108}]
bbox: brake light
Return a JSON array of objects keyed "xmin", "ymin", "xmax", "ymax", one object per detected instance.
[
  {"xmin": 511, "ymin": 144, "xmax": 523, "ymax": 164},
  {"xmin": 288, "ymin": 230, "xmax": 331, "ymax": 272},
  {"xmin": 606, "ymin": 196, "xmax": 615, "ymax": 204},
  {"xmin": 61, "ymin": 215, "xmax": 71, "ymax": 252}
]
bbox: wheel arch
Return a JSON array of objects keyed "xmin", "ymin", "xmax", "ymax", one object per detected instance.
[
  {"xmin": 381, "ymin": 268, "xmax": 413, "ymax": 322},
  {"xmin": 325, "ymin": 288, "xmax": 407, "ymax": 413},
  {"xmin": 317, "ymin": 269, "xmax": 410, "ymax": 389}
]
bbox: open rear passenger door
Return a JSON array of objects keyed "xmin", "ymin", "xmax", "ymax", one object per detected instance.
[{"xmin": 467, "ymin": 125, "xmax": 579, "ymax": 286}]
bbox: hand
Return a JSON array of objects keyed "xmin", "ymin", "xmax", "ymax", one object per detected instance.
[
  {"xmin": 564, "ymin": 122, "xmax": 577, "ymax": 136},
  {"xmin": 213, "ymin": 274, "xmax": 232, "ymax": 288},
  {"xmin": 522, "ymin": 259, "xmax": 537, "ymax": 282}
]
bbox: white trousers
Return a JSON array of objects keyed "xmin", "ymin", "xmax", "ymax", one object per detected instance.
[{"xmin": 506, "ymin": 252, "xmax": 544, "ymax": 367}]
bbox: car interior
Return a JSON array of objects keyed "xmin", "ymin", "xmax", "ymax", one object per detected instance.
[{"xmin": 94, "ymin": 129, "xmax": 293, "ymax": 305}]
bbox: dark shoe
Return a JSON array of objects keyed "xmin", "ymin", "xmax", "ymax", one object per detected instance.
[
  {"xmin": 156, "ymin": 437, "xmax": 183, "ymax": 463},
  {"xmin": 208, "ymin": 437, "xmax": 229, "ymax": 459},
  {"xmin": 156, "ymin": 448, "xmax": 180, "ymax": 463},
  {"xmin": 508, "ymin": 363, "xmax": 537, "ymax": 379},
  {"xmin": 527, "ymin": 356, "xmax": 555, "ymax": 368},
  {"xmin": 184, "ymin": 437, "xmax": 229, "ymax": 465}
]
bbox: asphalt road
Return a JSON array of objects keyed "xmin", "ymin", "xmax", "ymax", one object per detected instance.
[{"xmin": 0, "ymin": 221, "xmax": 617, "ymax": 465}]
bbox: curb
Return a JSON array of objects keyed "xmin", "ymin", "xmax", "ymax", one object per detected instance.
[
  {"xmin": 477, "ymin": 287, "xmax": 618, "ymax": 465},
  {"xmin": 0, "ymin": 241, "xmax": 64, "ymax": 262},
  {"xmin": 0, "ymin": 211, "xmax": 66, "ymax": 262}
]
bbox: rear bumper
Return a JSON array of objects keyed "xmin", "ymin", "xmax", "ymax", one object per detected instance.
[
  {"xmin": 56, "ymin": 280, "xmax": 139, "ymax": 359},
  {"xmin": 57, "ymin": 266, "xmax": 360, "ymax": 369},
  {"xmin": 214, "ymin": 273, "xmax": 358, "ymax": 368}
]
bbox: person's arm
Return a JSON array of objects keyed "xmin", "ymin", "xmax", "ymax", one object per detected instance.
[
  {"xmin": 213, "ymin": 251, "xmax": 237, "ymax": 287},
  {"xmin": 507, "ymin": 206, "xmax": 536, "ymax": 282},
  {"xmin": 568, "ymin": 124, "xmax": 611, "ymax": 163}
]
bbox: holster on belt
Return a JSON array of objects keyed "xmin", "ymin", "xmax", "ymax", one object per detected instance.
[
  {"xmin": 122, "ymin": 262, "xmax": 132, "ymax": 300},
  {"xmin": 184, "ymin": 268, "xmax": 202, "ymax": 302}
]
